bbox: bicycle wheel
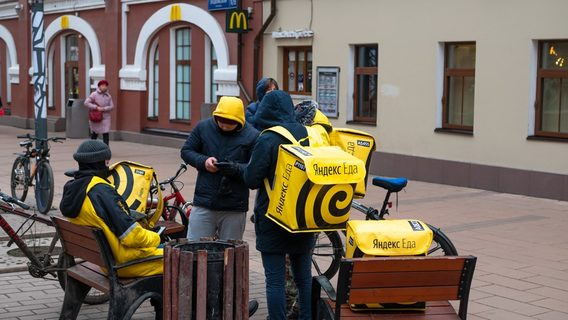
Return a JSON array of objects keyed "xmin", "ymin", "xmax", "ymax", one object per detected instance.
[
  {"xmin": 34, "ymin": 160, "xmax": 54, "ymax": 214},
  {"xmin": 311, "ymin": 231, "xmax": 343, "ymax": 279},
  {"xmin": 10, "ymin": 156, "xmax": 29, "ymax": 202},
  {"xmin": 427, "ymin": 224, "xmax": 458, "ymax": 256},
  {"xmin": 57, "ymin": 253, "xmax": 110, "ymax": 305},
  {"xmin": 163, "ymin": 205, "xmax": 188, "ymax": 239}
]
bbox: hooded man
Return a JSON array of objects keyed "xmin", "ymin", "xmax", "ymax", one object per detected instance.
[
  {"xmin": 242, "ymin": 90, "xmax": 315, "ymax": 320},
  {"xmin": 180, "ymin": 96, "xmax": 259, "ymax": 241},
  {"xmin": 245, "ymin": 77, "xmax": 279, "ymax": 129},
  {"xmin": 59, "ymin": 140, "xmax": 163, "ymax": 278}
]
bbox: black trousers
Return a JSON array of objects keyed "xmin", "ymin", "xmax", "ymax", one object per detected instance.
[{"xmin": 91, "ymin": 132, "xmax": 109, "ymax": 146}]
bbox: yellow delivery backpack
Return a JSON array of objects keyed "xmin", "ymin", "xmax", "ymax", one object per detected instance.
[
  {"xmin": 263, "ymin": 126, "xmax": 366, "ymax": 233},
  {"xmin": 107, "ymin": 161, "xmax": 163, "ymax": 229},
  {"xmin": 345, "ymin": 219, "xmax": 433, "ymax": 311},
  {"xmin": 329, "ymin": 128, "xmax": 376, "ymax": 198}
]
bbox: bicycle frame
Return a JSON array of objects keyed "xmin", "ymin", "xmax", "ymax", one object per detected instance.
[
  {"xmin": 0, "ymin": 202, "xmax": 59, "ymax": 277},
  {"xmin": 152, "ymin": 163, "xmax": 192, "ymax": 222}
]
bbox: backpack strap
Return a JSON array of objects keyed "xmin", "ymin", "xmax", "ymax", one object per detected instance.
[
  {"xmin": 261, "ymin": 126, "xmax": 298, "ymax": 197},
  {"xmin": 262, "ymin": 126, "xmax": 299, "ymax": 145}
]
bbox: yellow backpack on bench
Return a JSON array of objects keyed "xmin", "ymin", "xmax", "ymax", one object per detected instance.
[
  {"xmin": 263, "ymin": 126, "xmax": 366, "ymax": 233},
  {"xmin": 107, "ymin": 161, "xmax": 163, "ymax": 229},
  {"xmin": 345, "ymin": 219, "xmax": 433, "ymax": 311}
]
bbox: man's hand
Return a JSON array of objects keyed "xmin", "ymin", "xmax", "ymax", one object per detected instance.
[
  {"xmin": 205, "ymin": 157, "xmax": 219, "ymax": 173},
  {"xmin": 216, "ymin": 161, "xmax": 244, "ymax": 178}
]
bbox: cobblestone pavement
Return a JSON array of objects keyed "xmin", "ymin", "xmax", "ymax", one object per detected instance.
[{"xmin": 1, "ymin": 125, "xmax": 567, "ymax": 319}]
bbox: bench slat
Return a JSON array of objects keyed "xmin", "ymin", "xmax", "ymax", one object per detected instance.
[
  {"xmin": 55, "ymin": 218, "xmax": 95, "ymax": 238},
  {"xmin": 67, "ymin": 263, "xmax": 110, "ymax": 293},
  {"xmin": 349, "ymin": 286, "xmax": 460, "ymax": 304},
  {"xmin": 327, "ymin": 300, "xmax": 459, "ymax": 319},
  {"xmin": 351, "ymin": 257, "xmax": 465, "ymax": 273},
  {"xmin": 351, "ymin": 270, "xmax": 463, "ymax": 288},
  {"xmin": 64, "ymin": 242, "xmax": 105, "ymax": 266},
  {"xmin": 155, "ymin": 220, "xmax": 185, "ymax": 235}
]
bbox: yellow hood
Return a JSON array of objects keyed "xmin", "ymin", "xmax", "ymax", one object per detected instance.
[
  {"xmin": 213, "ymin": 96, "xmax": 245, "ymax": 127},
  {"xmin": 313, "ymin": 109, "xmax": 333, "ymax": 133}
]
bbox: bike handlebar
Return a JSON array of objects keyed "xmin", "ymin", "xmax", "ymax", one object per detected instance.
[
  {"xmin": 159, "ymin": 162, "xmax": 187, "ymax": 186},
  {"xmin": 0, "ymin": 191, "xmax": 31, "ymax": 210},
  {"xmin": 17, "ymin": 134, "xmax": 66, "ymax": 143}
]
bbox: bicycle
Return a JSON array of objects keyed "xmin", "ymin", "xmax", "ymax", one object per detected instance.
[
  {"xmin": 311, "ymin": 176, "xmax": 458, "ymax": 279},
  {"xmin": 0, "ymin": 191, "xmax": 108, "ymax": 304},
  {"xmin": 10, "ymin": 133, "xmax": 66, "ymax": 214},
  {"xmin": 149, "ymin": 162, "xmax": 192, "ymax": 239}
]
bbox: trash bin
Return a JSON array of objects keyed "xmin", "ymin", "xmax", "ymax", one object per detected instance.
[
  {"xmin": 65, "ymin": 99, "xmax": 89, "ymax": 138},
  {"xmin": 164, "ymin": 240, "xmax": 250, "ymax": 319}
]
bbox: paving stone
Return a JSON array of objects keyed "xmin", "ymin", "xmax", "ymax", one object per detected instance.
[
  {"xmin": 475, "ymin": 296, "xmax": 550, "ymax": 316},
  {"xmin": 475, "ymin": 284, "xmax": 546, "ymax": 302},
  {"xmin": 526, "ymin": 286, "xmax": 568, "ymax": 302},
  {"xmin": 531, "ymin": 297, "xmax": 568, "ymax": 313},
  {"xmin": 476, "ymin": 308, "xmax": 546, "ymax": 320},
  {"xmin": 535, "ymin": 311, "xmax": 568, "ymax": 320},
  {"xmin": 476, "ymin": 274, "xmax": 542, "ymax": 291}
]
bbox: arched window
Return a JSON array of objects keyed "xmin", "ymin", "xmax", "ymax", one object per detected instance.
[{"xmin": 65, "ymin": 34, "xmax": 79, "ymax": 99}]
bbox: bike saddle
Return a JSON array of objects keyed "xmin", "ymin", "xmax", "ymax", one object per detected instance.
[{"xmin": 372, "ymin": 176, "xmax": 407, "ymax": 192}]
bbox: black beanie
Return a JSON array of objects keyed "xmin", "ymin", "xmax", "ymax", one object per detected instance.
[{"xmin": 73, "ymin": 140, "xmax": 111, "ymax": 163}]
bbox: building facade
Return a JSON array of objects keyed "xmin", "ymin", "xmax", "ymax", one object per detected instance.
[
  {"xmin": 0, "ymin": 0, "xmax": 263, "ymax": 143},
  {"xmin": 261, "ymin": 0, "xmax": 568, "ymax": 201}
]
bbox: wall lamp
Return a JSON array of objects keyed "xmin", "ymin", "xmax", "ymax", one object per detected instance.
[{"xmin": 14, "ymin": 3, "xmax": 23, "ymax": 15}]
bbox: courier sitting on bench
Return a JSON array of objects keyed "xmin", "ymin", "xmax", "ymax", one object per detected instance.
[
  {"xmin": 312, "ymin": 255, "xmax": 477, "ymax": 319},
  {"xmin": 59, "ymin": 140, "xmax": 164, "ymax": 278}
]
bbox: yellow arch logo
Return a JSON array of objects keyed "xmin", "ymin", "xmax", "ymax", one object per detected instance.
[
  {"xmin": 170, "ymin": 5, "xmax": 181, "ymax": 22},
  {"xmin": 226, "ymin": 10, "xmax": 248, "ymax": 33},
  {"xmin": 61, "ymin": 16, "xmax": 69, "ymax": 29}
]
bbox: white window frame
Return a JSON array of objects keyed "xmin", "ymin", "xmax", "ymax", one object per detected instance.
[{"xmin": 148, "ymin": 38, "xmax": 159, "ymax": 118}]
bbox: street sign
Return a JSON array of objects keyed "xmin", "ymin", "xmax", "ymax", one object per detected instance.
[
  {"xmin": 226, "ymin": 10, "xmax": 248, "ymax": 33},
  {"xmin": 208, "ymin": 0, "xmax": 237, "ymax": 11}
]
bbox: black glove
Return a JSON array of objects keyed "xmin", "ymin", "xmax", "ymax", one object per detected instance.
[{"xmin": 216, "ymin": 161, "xmax": 244, "ymax": 178}]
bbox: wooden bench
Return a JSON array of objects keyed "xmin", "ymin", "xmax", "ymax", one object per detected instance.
[
  {"xmin": 52, "ymin": 216, "xmax": 164, "ymax": 320},
  {"xmin": 312, "ymin": 255, "xmax": 477, "ymax": 320}
]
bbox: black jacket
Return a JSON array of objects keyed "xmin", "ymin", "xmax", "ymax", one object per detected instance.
[
  {"xmin": 243, "ymin": 90, "xmax": 316, "ymax": 254},
  {"xmin": 181, "ymin": 118, "xmax": 258, "ymax": 212}
]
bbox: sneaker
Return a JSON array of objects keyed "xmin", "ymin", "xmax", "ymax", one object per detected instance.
[{"xmin": 249, "ymin": 299, "xmax": 259, "ymax": 316}]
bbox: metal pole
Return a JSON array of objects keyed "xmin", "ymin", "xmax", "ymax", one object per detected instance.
[{"xmin": 31, "ymin": 0, "xmax": 46, "ymax": 149}]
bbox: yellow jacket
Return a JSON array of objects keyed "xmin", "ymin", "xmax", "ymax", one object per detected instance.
[{"xmin": 61, "ymin": 175, "xmax": 163, "ymax": 277}]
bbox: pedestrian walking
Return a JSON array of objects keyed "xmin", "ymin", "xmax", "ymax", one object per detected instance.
[{"xmin": 85, "ymin": 79, "xmax": 114, "ymax": 146}]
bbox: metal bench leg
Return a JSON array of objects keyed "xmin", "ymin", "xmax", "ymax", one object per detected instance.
[
  {"xmin": 59, "ymin": 276, "xmax": 91, "ymax": 320},
  {"xmin": 151, "ymin": 297, "xmax": 163, "ymax": 320}
]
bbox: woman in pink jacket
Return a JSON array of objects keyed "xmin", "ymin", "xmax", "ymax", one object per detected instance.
[{"xmin": 84, "ymin": 80, "xmax": 114, "ymax": 146}]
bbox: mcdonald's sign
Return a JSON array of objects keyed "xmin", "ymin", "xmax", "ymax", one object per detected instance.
[{"xmin": 226, "ymin": 10, "xmax": 248, "ymax": 33}]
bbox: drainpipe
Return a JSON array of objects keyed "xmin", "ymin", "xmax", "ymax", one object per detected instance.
[
  {"xmin": 252, "ymin": 0, "xmax": 276, "ymax": 101},
  {"xmin": 237, "ymin": 1, "xmax": 252, "ymax": 104}
]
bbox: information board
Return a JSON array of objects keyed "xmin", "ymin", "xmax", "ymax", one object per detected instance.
[{"xmin": 316, "ymin": 67, "xmax": 340, "ymax": 118}]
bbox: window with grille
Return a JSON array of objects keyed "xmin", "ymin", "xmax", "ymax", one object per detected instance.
[{"xmin": 175, "ymin": 28, "xmax": 191, "ymax": 120}]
